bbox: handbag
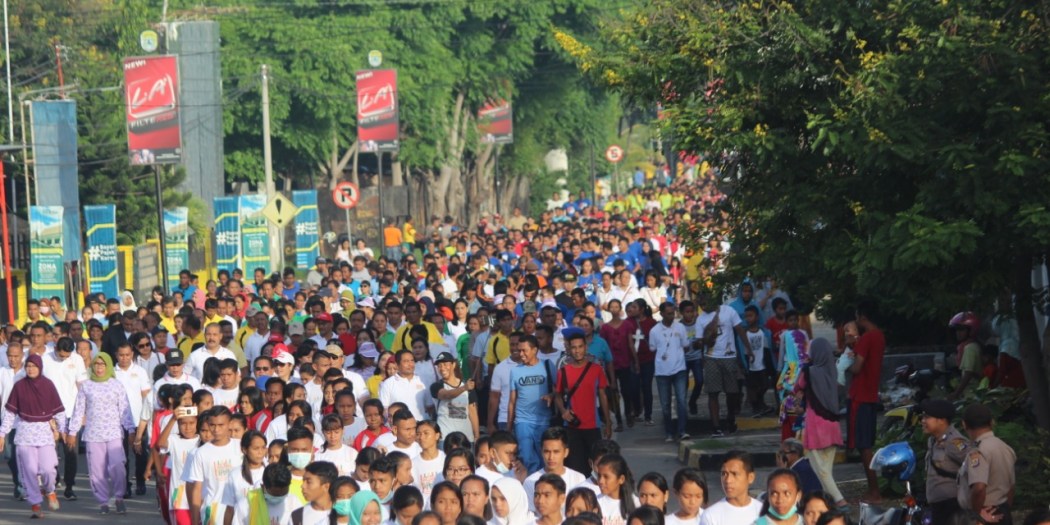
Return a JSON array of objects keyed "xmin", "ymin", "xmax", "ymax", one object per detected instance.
[{"xmin": 543, "ymin": 360, "xmax": 562, "ymax": 427}]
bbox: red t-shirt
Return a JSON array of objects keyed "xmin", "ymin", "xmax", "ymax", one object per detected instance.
[
  {"xmin": 848, "ymin": 328, "xmax": 885, "ymax": 403},
  {"xmin": 765, "ymin": 317, "xmax": 790, "ymax": 349},
  {"xmin": 353, "ymin": 426, "xmax": 391, "ymax": 451},
  {"xmin": 555, "ymin": 362, "xmax": 608, "ymax": 430}
]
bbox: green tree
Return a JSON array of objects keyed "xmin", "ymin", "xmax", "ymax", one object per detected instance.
[{"xmin": 576, "ymin": 0, "xmax": 1050, "ymax": 429}]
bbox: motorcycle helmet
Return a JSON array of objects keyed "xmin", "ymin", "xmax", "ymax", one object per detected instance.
[
  {"xmin": 949, "ymin": 311, "xmax": 980, "ymax": 333},
  {"xmin": 869, "ymin": 442, "xmax": 916, "ymax": 481}
]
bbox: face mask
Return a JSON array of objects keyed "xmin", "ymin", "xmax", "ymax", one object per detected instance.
[
  {"xmin": 263, "ymin": 493, "xmax": 286, "ymax": 505},
  {"xmin": 494, "ymin": 460, "xmax": 510, "ymax": 474},
  {"xmin": 287, "ymin": 452, "xmax": 311, "ymax": 469},
  {"xmin": 379, "ymin": 490, "xmax": 394, "ymax": 504},
  {"xmin": 768, "ymin": 503, "xmax": 799, "ymax": 521},
  {"xmin": 333, "ymin": 499, "xmax": 353, "ymax": 517}
]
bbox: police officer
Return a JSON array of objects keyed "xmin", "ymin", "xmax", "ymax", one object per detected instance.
[
  {"xmin": 957, "ymin": 403, "xmax": 1016, "ymax": 525},
  {"xmin": 921, "ymin": 399, "xmax": 969, "ymax": 525}
]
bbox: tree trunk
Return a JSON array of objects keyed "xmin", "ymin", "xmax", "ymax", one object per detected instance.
[{"xmin": 1015, "ymin": 254, "xmax": 1050, "ymax": 430}]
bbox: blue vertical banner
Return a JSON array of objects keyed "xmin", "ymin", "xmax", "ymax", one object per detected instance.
[
  {"xmin": 239, "ymin": 194, "xmax": 269, "ymax": 274},
  {"xmin": 29, "ymin": 206, "xmax": 65, "ymax": 301},
  {"xmin": 163, "ymin": 207, "xmax": 190, "ymax": 289},
  {"xmin": 31, "ymin": 100, "xmax": 82, "ymax": 261},
  {"xmin": 84, "ymin": 205, "xmax": 119, "ymax": 299},
  {"xmin": 214, "ymin": 197, "xmax": 241, "ymax": 274},
  {"xmin": 292, "ymin": 190, "xmax": 319, "ymax": 269}
]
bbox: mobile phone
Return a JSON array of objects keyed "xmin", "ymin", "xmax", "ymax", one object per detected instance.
[{"xmin": 178, "ymin": 406, "xmax": 198, "ymax": 418}]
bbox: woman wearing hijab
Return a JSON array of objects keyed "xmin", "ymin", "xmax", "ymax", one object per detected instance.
[
  {"xmin": 0, "ymin": 354, "xmax": 66, "ymax": 518},
  {"xmin": 799, "ymin": 338, "xmax": 847, "ymax": 510},
  {"xmin": 349, "ymin": 490, "xmax": 384, "ymax": 525},
  {"xmin": 120, "ymin": 290, "xmax": 138, "ymax": 313},
  {"xmin": 488, "ymin": 478, "xmax": 533, "ymax": 525},
  {"xmin": 67, "ymin": 353, "xmax": 137, "ymax": 514}
]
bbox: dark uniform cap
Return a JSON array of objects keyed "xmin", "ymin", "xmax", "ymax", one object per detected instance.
[{"xmin": 921, "ymin": 399, "xmax": 955, "ymax": 420}]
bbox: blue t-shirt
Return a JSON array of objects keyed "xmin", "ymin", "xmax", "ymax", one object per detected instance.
[
  {"xmin": 510, "ymin": 361, "xmax": 552, "ymax": 423},
  {"xmin": 588, "ymin": 336, "xmax": 613, "ymax": 366}
]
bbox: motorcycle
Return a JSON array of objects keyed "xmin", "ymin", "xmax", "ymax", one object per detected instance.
[
  {"xmin": 878, "ymin": 366, "xmax": 941, "ymax": 444},
  {"xmin": 859, "ymin": 442, "xmax": 931, "ymax": 525}
]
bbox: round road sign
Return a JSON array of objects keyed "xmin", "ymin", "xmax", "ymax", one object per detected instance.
[
  {"xmin": 368, "ymin": 50, "xmax": 383, "ymax": 68},
  {"xmin": 605, "ymin": 145, "xmax": 624, "ymax": 163},
  {"xmin": 332, "ymin": 181, "xmax": 360, "ymax": 210}
]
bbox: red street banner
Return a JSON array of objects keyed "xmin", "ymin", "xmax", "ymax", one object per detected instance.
[
  {"xmin": 356, "ymin": 69, "xmax": 399, "ymax": 153},
  {"xmin": 478, "ymin": 99, "xmax": 513, "ymax": 144},
  {"xmin": 123, "ymin": 56, "xmax": 182, "ymax": 165}
]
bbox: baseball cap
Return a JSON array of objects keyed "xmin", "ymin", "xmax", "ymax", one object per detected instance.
[
  {"xmin": 245, "ymin": 305, "xmax": 261, "ymax": 317},
  {"xmin": 268, "ymin": 334, "xmax": 285, "ymax": 344},
  {"xmin": 272, "ymin": 344, "xmax": 295, "ymax": 365},
  {"xmin": 288, "ymin": 321, "xmax": 305, "ymax": 336},
  {"xmin": 434, "ymin": 352, "xmax": 457, "ymax": 364},
  {"xmin": 316, "ymin": 257, "xmax": 328, "ymax": 265},
  {"xmin": 324, "ymin": 343, "xmax": 345, "ymax": 358},
  {"xmin": 151, "ymin": 325, "xmax": 169, "ymax": 336},
  {"xmin": 166, "ymin": 349, "xmax": 185, "ymax": 365},
  {"xmin": 318, "ymin": 288, "xmax": 333, "ymax": 298},
  {"xmin": 357, "ymin": 297, "xmax": 376, "ymax": 309},
  {"xmin": 920, "ymin": 399, "xmax": 956, "ymax": 421},
  {"xmin": 522, "ymin": 301, "xmax": 538, "ymax": 314},
  {"xmin": 315, "ymin": 312, "xmax": 333, "ymax": 323},
  {"xmin": 358, "ymin": 342, "xmax": 379, "ymax": 359}
]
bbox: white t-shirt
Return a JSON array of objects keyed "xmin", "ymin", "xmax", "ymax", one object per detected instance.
[
  {"xmin": 378, "ymin": 374, "xmax": 433, "ymax": 421},
  {"xmin": 220, "ymin": 465, "xmax": 264, "ymax": 524},
  {"xmin": 42, "ymin": 350, "xmax": 87, "ymax": 415},
  {"xmin": 650, "ymin": 322, "xmax": 689, "ymax": 377},
  {"xmin": 287, "ymin": 503, "xmax": 337, "ymax": 525},
  {"xmin": 411, "ymin": 451, "xmax": 446, "ymax": 502},
  {"xmin": 697, "ymin": 306, "xmax": 743, "ymax": 359},
  {"xmin": 746, "ymin": 330, "xmax": 767, "ymax": 372},
  {"xmin": 342, "ymin": 419, "xmax": 367, "ymax": 447},
  {"xmin": 315, "ymin": 445, "xmax": 359, "ymax": 477},
  {"xmin": 697, "ymin": 497, "xmax": 762, "ymax": 525},
  {"xmin": 0, "ymin": 366, "xmax": 26, "ymax": 408},
  {"xmin": 476, "ymin": 464, "xmax": 510, "ymax": 486},
  {"xmin": 489, "ymin": 358, "xmax": 517, "ymax": 424},
  {"xmin": 524, "ymin": 468, "xmax": 585, "ymax": 512},
  {"xmin": 187, "ymin": 347, "xmax": 237, "ymax": 379},
  {"xmin": 242, "ymin": 331, "xmax": 271, "ymax": 366},
  {"xmin": 208, "ymin": 386, "xmax": 241, "ymax": 410},
  {"xmin": 165, "ymin": 434, "xmax": 199, "ymax": 510},
  {"xmin": 388, "ymin": 441, "xmax": 421, "ymax": 458},
  {"xmin": 186, "ymin": 440, "xmax": 244, "ymax": 507},
  {"xmin": 265, "ymin": 415, "xmax": 288, "ymax": 444},
  {"xmin": 373, "ymin": 432, "xmax": 397, "ymax": 452},
  {"xmin": 597, "ymin": 494, "xmax": 640, "ymax": 525},
  {"xmin": 114, "ymin": 363, "xmax": 151, "ymax": 424},
  {"xmin": 665, "ymin": 511, "xmax": 703, "ymax": 525}
]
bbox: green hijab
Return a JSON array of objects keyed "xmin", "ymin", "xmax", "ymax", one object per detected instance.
[
  {"xmin": 90, "ymin": 353, "xmax": 115, "ymax": 382},
  {"xmin": 348, "ymin": 491, "xmax": 382, "ymax": 525}
]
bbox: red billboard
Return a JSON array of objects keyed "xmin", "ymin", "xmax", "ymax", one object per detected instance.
[
  {"xmin": 123, "ymin": 56, "xmax": 182, "ymax": 165},
  {"xmin": 478, "ymin": 99, "xmax": 513, "ymax": 144},
  {"xmin": 356, "ymin": 69, "xmax": 399, "ymax": 153}
]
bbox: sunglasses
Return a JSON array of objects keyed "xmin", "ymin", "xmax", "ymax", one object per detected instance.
[{"xmin": 137, "ymin": 343, "xmax": 152, "ymax": 349}]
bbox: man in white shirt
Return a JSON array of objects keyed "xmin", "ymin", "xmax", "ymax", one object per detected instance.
[
  {"xmin": 241, "ymin": 310, "xmax": 272, "ymax": 366},
  {"xmin": 696, "ymin": 292, "xmax": 752, "ymax": 437},
  {"xmin": 698, "ymin": 451, "xmax": 762, "ymax": 525},
  {"xmin": 523, "ymin": 427, "xmax": 585, "ymax": 513},
  {"xmin": 114, "ymin": 342, "xmax": 152, "ymax": 495},
  {"xmin": 650, "ymin": 302, "xmax": 690, "ymax": 442},
  {"xmin": 378, "ymin": 350, "xmax": 433, "ymax": 421},
  {"xmin": 486, "ymin": 336, "xmax": 522, "ymax": 434},
  {"xmin": 153, "ymin": 349, "xmax": 202, "ymax": 406},
  {"xmin": 186, "ymin": 324, "xmax": 237, "ymax": 379},
  {"xmin": 1, "ymin": 342, "xmax": 26, "ymax": 498},
  {"xmin": 186, "ymin": 407, "xmax": 243, "ymax": 525},
  {"xmin": 43, "ymin": 336, "xmax": 86, "ymax": 500}
]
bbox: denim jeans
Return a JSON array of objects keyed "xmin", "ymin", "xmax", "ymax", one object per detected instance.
[
  {"xmin": 686, "ymin": 358, "xmax": 704, "ymax": 405},
  {"xmin": 637, "ymin": 361, "xmax": 655, "ymax": 420},
  {"xmin": 614, "ymin": 368, "xmax": 640, "ymax": 418},
  {"xmin": 656, "ymin": 370, "xmax": 688, "ymax": 436},
  {"xmin": 513, "ymin": 421, "xmax": 546, "ymax": 473}
]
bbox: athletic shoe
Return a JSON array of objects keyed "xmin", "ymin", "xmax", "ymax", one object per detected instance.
[
  {"xmin": 644, "ymin": 419, "xmax": 655, "ymax": 426},
  {"xmin": 99, "ymin": 505, "xmax": 110, "ymax": 515},
  {"xmin": 710, "ymin": 428, "xmax": 725, "ymax": 438},
  {"xmin": 136, "ymin": 483, "xmax": 147, "ymax": 496},
  {"xmin": 64, "ymin": 486, "xmax": 77, "ymax": 500},
  {"xmin": 688, "ymin": 402, "xmax": 698, "ymax": 415},
  {"xmin": 46, "ymin": 492, "xmax": 60, "ymax": 511},
  {"xmin": 14, "ymin": 488, "xmax": 24, "ymax": 501},
  {"xmin": 30, "ymin": 504, "xmax": 42, "ymax": 519},
  {"xmin": 664, "ymin": 435, "xmax": 675, "ymax": 443},
  {"xmin": 679, "ymin": 433, "xmax": 691, "ymax": 441},
  {"xmin": 614, "ymin": 424, "xmax": 624, "ymax": 433},
  {"xmin": 116, "ymin": 499, "xmax": 127, "ymax": 514}
]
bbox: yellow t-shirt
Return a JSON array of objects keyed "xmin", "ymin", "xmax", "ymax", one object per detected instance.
[
  {"xmin": 485, "ymin": 332, "xmax": 511, "ymax": 366},
  {"xmin": 403, "ymin": 223, "xmax": 417, "ymax": 244},
  {"xmin": 391, "ymin": 321, "xmax": 445, "ymax": 352},
  {"xmin": 177, "ymin": 332, "xmax": 205, "ymax": 354}
]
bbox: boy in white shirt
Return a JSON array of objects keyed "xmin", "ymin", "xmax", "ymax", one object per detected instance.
[{"xmin": 697, "ymin": 451, "xmax": 761, "ymax": 525}]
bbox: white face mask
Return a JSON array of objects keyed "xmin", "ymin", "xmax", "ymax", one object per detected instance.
[
  {"xmin": 263, "ymin": 493, "xmax": 286, "ymax": 505},
  {"xmin": 287, "ymin": 452, "xmax": 311, "ymax": 469}
]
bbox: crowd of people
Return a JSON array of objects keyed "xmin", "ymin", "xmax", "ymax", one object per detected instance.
[{"xmin": 0, "ymin": 176, "xmax": 1036, "ymax": 525}]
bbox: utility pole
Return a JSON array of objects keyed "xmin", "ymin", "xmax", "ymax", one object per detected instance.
[
  {"xmin": 261, "ymin": 64, "xmax": 279, "ymax": 273},
  {"xmin": 55, "ymin": 43, "xmax": 65, "ymax": 99},
  {"xmin": 155, "ymin": 165, "xmax": 168, "ymax": 291}
]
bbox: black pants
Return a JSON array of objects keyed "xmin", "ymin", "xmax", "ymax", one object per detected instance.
[
  {"xmin": 6, "ymin": 430, "xmax": 19, "ymax": 492},
  {"xmin": 565, "ymin": 427, "xmax": 602, "ymax": 475},
  {"xmin": 929, "ymin": 498, "xmax": 960, "ymax": 525},
  {"xmin": 123, "ymin": 431, "xmax": 148, "ymax": 490},
  {"xmin": 61, "ymin": 439, "xmax": 77, "ymax": 489}
]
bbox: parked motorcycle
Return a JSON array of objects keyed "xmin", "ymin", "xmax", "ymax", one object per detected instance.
[
  {"xmin": 859, "ymin": 442, "xmax": 930, "ymax": 525},
  {"xmin": 878, "ymin": 366, "xmax": 941, "ymax": 444}
]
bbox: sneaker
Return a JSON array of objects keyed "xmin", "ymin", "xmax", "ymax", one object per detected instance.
[
  {"xmin": 124, "ymin": 486, "xmax": 134, "ymax": 499},
  {"xmin": 135, "ymin": 483, "xmax": 146, "ymax": 496},
  {"xmin": 64, "ymin": 486, "xmax": 77, "ymax": 500},
  {"xmin": 14, "ymin": 488, "xmax": 24, "ymax": 501},
  {"xmin": 679, "ymin": 433, "xmax": 691, "ymax": 441},
  {"xmin": 46, "ymin": 492, "xmax": 60, "ymax": 511},
  {"xmin": 116, "ymin": 499, "xmax": 127, "ymax": 514},
  {"xmin": 614, "ymin": 424, "xmax": 624, "ymax": 433},
  {"xmin": 664, "ymin": 435, "xmax": 675, "ymax": 443},
  {"xmin": 688, "ymin": 402, "xmax": 698, "ymax": 415},
  {"xmin": 644, "ymin": 419, "xmax": 655, "ymax": 426},
  {"xmin": 99, "ymin": 505, "xmax": 110, "ymax": 515},
  {"xmin": 727, "ymin": 422, "xmax": 739, "ymax": 435},
  {"xmin": 711, "ymin": 428, "xmax": 725, "ymax": 438},
  {"xmin": 30, "ymin": 504, "xmax": 43, "ymax": 519}
]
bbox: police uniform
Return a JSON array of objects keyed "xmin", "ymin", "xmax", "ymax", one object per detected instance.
[
  {"xmin": 956, "ymin": 430, "xmax": 1016, "ymax": 525},
  {"xmin": 926, "ymin": 425, "xmax": 969, "ymax": 524}
]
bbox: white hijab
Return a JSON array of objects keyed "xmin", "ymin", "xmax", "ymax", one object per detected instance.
[
  {"xmin": 488, "ymin": 477, "xmax": 534, "ymax": 525},
  {"xmin": 120, "ymin": 290, "xmax": 138, "ymax": 313}
]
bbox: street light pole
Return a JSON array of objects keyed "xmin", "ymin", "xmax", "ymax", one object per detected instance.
[{"xmin": 261, "ymin": 64, "xmax": 279, "ymax": 273}]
